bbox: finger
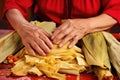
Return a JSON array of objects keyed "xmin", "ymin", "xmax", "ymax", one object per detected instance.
[
  {"xmin": 52, "ymin": 22, "xmax": 69, "ymax": 40},
  {"xmin": 30, "ymin": 40, "xmax": 46, "ymax": 56},
  {"xmin": 35, "ymin": 30, "xmax": 53, "ymax": 49},
  {"xmin": 35, "ymin": 38, "xmax": 51, "ymax": 54},
  {"xmin": 59, "ymin": 32, "xmax": 75, "ymax": 47},
  {"xmin": 39, "ymin": 33, "xmax": 53, "ymax": 49},
  {"xmin": 25, "ymin": 43, "xmax": 36, "ymax": 56},
  {"xmin": 69, "ymin": 36, "xmax": 79, "ymax": 48},
  {"xmin": 52, "ymin": 26, "xmax": 72, "ymax": 43},
  {"xmin": 53, "ymin": 31, "xmax": 67, "ymax": 44},
  {"xmin": 42, "ymin": 29, "xmax": 51, "ymax": 38}
]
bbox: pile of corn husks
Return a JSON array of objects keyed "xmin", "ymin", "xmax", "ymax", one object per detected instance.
[
  {"xmin": 12, "ymin": 42, "xmax": 87, "ymax": 80},
  {"xmin": 9, "ymin": 21, "xmax": 120, "ymax": 80}
]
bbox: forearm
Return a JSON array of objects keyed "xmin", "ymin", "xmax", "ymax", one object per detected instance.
[
  {"xmin": 88, "ymin": 14, "xmax": 117, "ymax": 33},
  {"xmin": 6, "ymin": 9, "xmax": 30, "ymax": 32},
  {"xmin": 52, "ymin": 14, "xmax": 117, "ymax": 47}
]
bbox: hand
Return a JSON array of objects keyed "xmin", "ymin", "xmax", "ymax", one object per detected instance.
[
  {"xmin": 51, "ymin": 19, "xmax": 91, "ymax": 48},
  {"xmin": 17, "ymin": 23, "xmax": 53, "ymax": 56}
]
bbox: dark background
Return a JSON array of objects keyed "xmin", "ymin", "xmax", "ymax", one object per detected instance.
[{"xmin": 0, "ymin": 0, "xmax": 8, "ymax": 29}]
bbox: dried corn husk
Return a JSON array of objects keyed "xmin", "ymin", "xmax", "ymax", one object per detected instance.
[
  {"xmin": 93, "ymin": 66, "xmax": 113, "ymax": 80},
  {"xmin": 11, "ymin": 21, "xmax": 87, "ymax": 80},
  {"xmin": 0, "ymin": 31, "xmax": 23, "ymax": 63},
  {"xmin": 14, "ymin": 21, "xmax": 56, "ymax": 59},
  {"xmin": 11, "ymin": 58, "xmax": 32, "ymax": 76},
  {"xmin": 102, "ymin": 31, "xmax": 120, "ymax": 78},
  {"xmin": 82, "ymin": 32, "xmax": 112, "ymax": 80},
  {"xmin": 12, "ymin": 42, "xmax": 87, "ymax": 80},
  {"xmin": 30, "ymin": 21, "xmax": 56, "ymax": 35},
  {"xmin": 2, "ymin": 21, "xmax": 56, "ymax": 63}
]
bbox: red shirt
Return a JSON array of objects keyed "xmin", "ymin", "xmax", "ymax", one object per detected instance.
[{"xmin": 2, "ymin": 0, "xmax": 120, "ymax": 25}]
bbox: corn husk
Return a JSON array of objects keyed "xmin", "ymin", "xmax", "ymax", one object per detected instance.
[
  {"xmin": 14, "ymin": 20, "xmax": 56, "ymax": 59},
  {"xmin": 11, "ymin": 21, "xmax": 87, "ymax": 80},
  {"xmin": 11, "ymin": 58, "xmax": 32, "ymax": 76},
  {"xmin": 102, "ymin": 31, "xmax": 120, "ymax": 78},
  {"xmin": 30, "ymin": 21, "xmax": 56, "ymax": 35},
  {"xmin": 12, "ymin": 42, "xmax": 87, "ymax": 80},
  {"xmin": 93, "ymin": 66, "xmax": 113, "ymax": 80},
  {"xmin": 82, "ymin": 32, "xmax": 112, "ymax": 80},
  {"xmin": 0, "ymin": 31, "xmax": 23, "ymax": 63}
]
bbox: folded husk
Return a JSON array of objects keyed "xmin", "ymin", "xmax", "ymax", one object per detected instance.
[
  {"xmin": 82, "ymin": 32, "xmax": 112, "ymax": 80},
  {"xmin": 93, "ymin": 66, "xmax": 113, "ymax": 80},
  {"xmin": 0, "ymin": 31, "xmax": 23, "ymax": 63},
  {"xmin": 102, "ymin": 31, "xmax": 120, "ymax": 78}
]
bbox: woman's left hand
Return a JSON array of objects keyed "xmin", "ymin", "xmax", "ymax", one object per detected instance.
[{"xmin": 51, "ymin": 19, "xmax": 91, "ymax": 48}]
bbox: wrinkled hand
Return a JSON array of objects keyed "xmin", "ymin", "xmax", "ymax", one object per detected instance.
[
  {"xmin": 51, "ymin": 19, "xmax": 90, "ymax": 48},
  {"xmin": 17, "ymin": 23, "xmax": 53, "ymax": 56}
]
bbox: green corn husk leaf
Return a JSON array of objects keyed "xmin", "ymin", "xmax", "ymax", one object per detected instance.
[
  {"xmin": 82, "ymin": 32, "xmax": 112, "ymax": 80},
  {"xmin": 102, "ymin": 31, "xmax": 120, "ymax": 78}
]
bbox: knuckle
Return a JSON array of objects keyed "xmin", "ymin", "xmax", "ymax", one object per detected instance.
[
  {"xmin": 67, "ymin": 19, "xmax": 72, "ymax": 23},
  {"xmin": 61, "ymin": 31, "xmax": 66, "ymax": 35},
  {"xmin": 68, "ymin": 34, "xmax": 73, "ymax": 38},
  {"xmin": 63, "ymin": 30, "xmax": 70, "ymax": 34},
  {"xmin": 38, "ymin": 50, "xmax": 45, "ymax": 56}
]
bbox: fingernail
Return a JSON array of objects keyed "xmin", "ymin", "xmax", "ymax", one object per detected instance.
[
  {"xmin": 49, "ymin": 45, "xmax": 52, "ymax": 49},
  {"xmin": 47, "ymin": 49, "xmax": 50, "ymax": 53},
  {"xmin": 42, "ymin": 53, "xmax": 46, "ymax": 56},
  {"xmin": 51, "ymin": 36, "xmax": 54, "ymax": 40},
  {"xmin": 59, "ymin": 44, "xmax": 62, "ymax": 47},
  {"xmin": 69, "ymin": 45, "xmax": 72, "ymax": 48},
  {"xmin": 53, "ymin": 40, "xmax": 56, "ymax": 43},
  {"xmin": 31, "ymin": 53, "xmax": 35, "ymax": 56}
]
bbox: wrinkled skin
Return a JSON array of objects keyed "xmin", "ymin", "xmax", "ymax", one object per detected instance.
[
  {"xmin": 6, "ymin": 9, "xmax": 117, "ymax": 56},
  {"xmin": 18, "ymin": 23, "xmax": 53, "ymax": 56},
  {"xmin": 52, "ymin": 19, "xmax": 90, "ymax": 48}
]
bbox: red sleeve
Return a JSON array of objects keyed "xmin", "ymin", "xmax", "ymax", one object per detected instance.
[
  {"xmin": 2, "ymin": 0, "xmax": 33, "ymax": 20},
  {"xmin": 102, "ymin": 0, "xmax": 120, "ymax": 23}
]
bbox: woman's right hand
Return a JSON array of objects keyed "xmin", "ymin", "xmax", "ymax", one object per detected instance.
[
  {"xmin": 17, "ymin": 23, "xmax": 53, "ymax": 56},
  {"xmin": 6, "ymin": 9, "xmax": 53, "ymax": 56}
]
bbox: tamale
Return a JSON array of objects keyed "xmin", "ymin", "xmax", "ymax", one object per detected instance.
[
  {"xmin": 102, "ymin": 31, "xmax": 120, "ymax": 78},
  {"xmin": 93, "ymin": 66, "xmax": 113, "ymax": 80},
  {"xmin": 82, "ymin": 32, "xmax": 112, "ymax": 80},
  {"xmin": 0, "ymin": 31, "xmax": 23, "ymax": 63},
  {"xmin": 82, "ymin": 32, "xmax": 111, "ymax": 69}
]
